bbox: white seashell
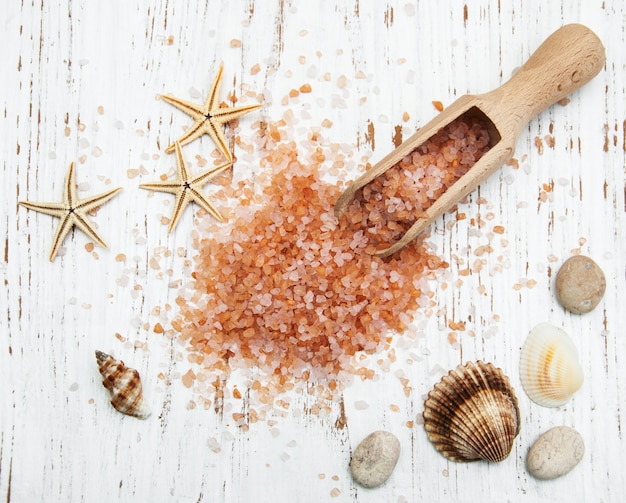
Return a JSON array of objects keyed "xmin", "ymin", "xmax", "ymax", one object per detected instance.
[
  {"xmin": 519, "ymin": 323, "xmax": 583, "ymax": 407},
  {"xmin": 95, "ymin": 350, "xmax": 151, "ymax": 419}
]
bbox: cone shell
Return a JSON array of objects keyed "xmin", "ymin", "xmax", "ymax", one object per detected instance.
[
  {"xmin": 95, "ymin": 350, "xmax": 151, "ymax": 419},
  {"xmin": 519, "ymin": 323, "xmax": 583, "ymax": 407},
  {"xmin": 423, "ymin": 361, "xmax": 520, "ymax": 463}
]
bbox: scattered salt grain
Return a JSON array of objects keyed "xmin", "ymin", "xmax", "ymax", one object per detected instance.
[
  {"xmin": 354, "ymin": 400, "xmax": 369, "ymax": 410},
  {"xmin": 208, "ymin": 437, "xmax": 221, "ymax": 453}
]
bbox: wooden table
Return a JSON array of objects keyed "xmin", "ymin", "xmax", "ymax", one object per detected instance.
[{"xmin": 2, "ymin": 1, "xmax": 624, "ymax": 501}]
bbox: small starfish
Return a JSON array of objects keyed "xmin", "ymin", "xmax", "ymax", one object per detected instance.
[
  {"xmin": 139, "ymin": 141, "xmax": 232, "ymax": 232},
  {"xmin": 19, "ymin": 162, "xmax": 122, "ymax": 261},
  {"xmin": 160, "ymin": 64, "xmax": 262, "ymax": 160}
]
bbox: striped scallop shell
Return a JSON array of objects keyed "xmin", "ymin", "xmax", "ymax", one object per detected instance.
[
  {"xmin": 519, "ymin": 323, "xmax": 583, "ymax": 407},
  {"xmin": 423, "ymin": 361, "xmax": 520, "ymax": 463},
  {"xmin": 95, "ymin": 350, "xmax": 151, "ymax": 419}
]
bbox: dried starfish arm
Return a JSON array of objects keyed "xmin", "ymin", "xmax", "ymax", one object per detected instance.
[
  {"xmin": 70, "ymin": 188, "xmax": 123, "ymax": 247},
  {"xmin": 160, "ymin": 94, "xmax": 211, "ymax": 154}
]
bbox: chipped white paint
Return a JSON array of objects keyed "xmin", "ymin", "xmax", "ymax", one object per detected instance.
[{"xmin": 1, "ymin": 1, "xmax": 625, "ymax": 502}]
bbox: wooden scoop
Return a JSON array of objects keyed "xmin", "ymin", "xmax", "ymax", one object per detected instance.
[{"xmin": 334, "ymin": 24, "xmax": 605, "ymax": 258}]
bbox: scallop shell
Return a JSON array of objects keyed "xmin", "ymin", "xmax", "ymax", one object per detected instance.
[
  {"xmin": 423, "ymin": 361, "xmax": 520, "ymax": 463},
  {"xmin": 95, "ymin": 350, "xmax": 151, "ymax": 419},
  {"xmin": 519, "ymin": 323, "xmax": 583, "ymax": 407}
]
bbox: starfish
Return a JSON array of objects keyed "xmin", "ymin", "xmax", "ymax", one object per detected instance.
[
  {"xmin": 160, "ymin": 64, "xmax": 262, "ymax": 160},
  {"xmin": 139, "ymin": 141, "xmax": 232, "ymax": 232},
  {"xmin": 19, "ymin": 162, "xmax": 122, "ymax": 261}
]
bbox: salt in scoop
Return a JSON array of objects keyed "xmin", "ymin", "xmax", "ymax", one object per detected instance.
[{"xmin": 334, "ymin": 24, "xmax": 605, "ymax": 257}]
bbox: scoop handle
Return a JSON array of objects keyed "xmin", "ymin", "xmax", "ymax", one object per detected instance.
[{"xmin": 484, "ymin": 24, "xmax": 605, "ymax": 136}]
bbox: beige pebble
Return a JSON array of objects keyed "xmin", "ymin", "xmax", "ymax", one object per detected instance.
[
  {"xmin": 350, "ymin": 431, "xmax": 400, "ymax": 488},
  {"xmin": 555, "ymin": 255, "xmax": 606, "ymax": 314},
  {"xmin": 527, "ymin": 426, "xmax": 584, "ymax": 480}
]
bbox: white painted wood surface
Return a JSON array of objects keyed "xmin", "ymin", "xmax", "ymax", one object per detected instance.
[{"xmin": 1, "ymin": 1, "xmax": 624, "ymax": 501}]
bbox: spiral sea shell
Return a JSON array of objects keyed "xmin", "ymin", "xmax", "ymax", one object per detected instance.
[
  {"xmin": 423, "ymin": 361, "xmax": 520, "ymax": 463},
  {"xmin": 95, "ymin": 350, "xmax": 151, "ymax": 419},
  {"xmin": 519, "ymin": 323, "xmax": 583, "ymax": 407}
]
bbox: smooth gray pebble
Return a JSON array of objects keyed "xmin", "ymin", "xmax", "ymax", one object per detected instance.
[
  {"xmin": 555, "ymin": 255, "xmax": 606, "ymax": 314},
  {"xmin": 350, "ymin": 430, "xmax": 400, "ymax": 488},
  {"xmin": 527, "ymin": 426, "xmax": 584, "ymax": 480}
]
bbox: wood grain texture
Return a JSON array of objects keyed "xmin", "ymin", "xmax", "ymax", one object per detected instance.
[{"xmin": 1, "ymin": 1, "xmax": 624, "ymax": 502}]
